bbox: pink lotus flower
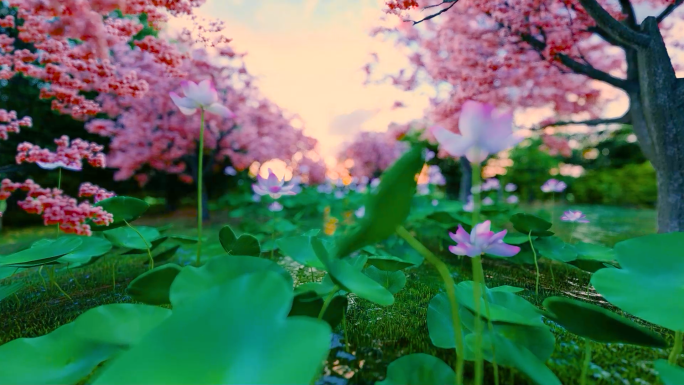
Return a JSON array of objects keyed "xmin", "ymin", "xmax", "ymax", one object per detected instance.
[
  {"xmin": 169, "ymin": 80, "xmax": 235, "ymax": 118},
  {"xmin": 431, "ymin": 101, "xmax": 523, "ymax": 163},
  {"xmin": 541, "ymin": 178, "xmax": 567, "ymax": 193},
  {"xmin": 448, "ymin": 220, "xmax": 520, "ymax": 258},
  {"xmin": 506, "ymin": 195, "xmax": 519, "ymax": 204},
  {"xmin": 561, "ymin": 210, "xmax": 589, "ymax": 223},
  {"xmin": 462, "ymin": 196, "xmax": 474, "ymax": 212},
  {"xmin": 482, "ymin": 196, "xmax": 494, "ymax": 206},
  {"xmin": 252, "ymin": 169, "xmax": 298, "ymax": 199},
  {"xmin": 505, "ymin": 183, "xmax": 517, "ymax": 192},
  {"xmin": 268, "ymin": 201, "xmax": 283, "ymax": 212}
]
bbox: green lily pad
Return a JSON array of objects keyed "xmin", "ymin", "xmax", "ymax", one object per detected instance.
[
  {"xmin": 142, "ymin": 245, "xmax": 181, "ymax": 266},
  {"xmin": 542, "ymin": 296, "xmax": 667, "ymax": 347},
  {"xmin": 294, "ymin": 280, "xmax": 338, "ymax": 297},
  {"xmin": 73, "ymin": 304, "xmax": 172, "ymax": 347},
  {"xmin": 363, "ymin": 266, "xmax": 406, "ymax": 294},
  {"xmin": 276, "ymin": 236, "xmax": 325, "ymax": 269},
  {"xmin": 219, "ymin": 226, "xmax": 261, "ymax": 257},
  {"xmin": 0, "ymin": 282, "xmax": 24, "ymax": 303},
  {"xmin": 490, "ymin": 285, "xmax": 524, "ymax": 293},
  {"xmin": 591, "ymin": 232, "xmax": 684, "ymax": 331},
  {"xmin": 453, "ymin": 282, "xmax": 545, "ymax": 327},
  {"xmin": 0, "ymin": 303, "xmax": 170, "ymax": 384},
  {"xmin": 92, "ymin": 271, "xmax": 332, "ymax": 384},
  {"xmin": 366, "ymin": 255, "xmax": 415, "ymax": 271},
  {"xmin": 170, "ymin": 255, "xmax": 293, "ymax": 308},
  {"xmin": 312, "ymin": 238, "xmax": 394, "ymax": 306},
  {"xmin": 569, "ymin": 242, "xmax": 616, "ymax": 273},
  {"xmin": 534, "ymin": 236, "xmax": 577, "ymax": 263},
  {"xmin": 0, "ymin": 237, "xmax": 82, "ymax": 267},
  {"xmin": 168, "ymin": 235, "xmax": 198, "ymax": 243},
  {"xmin": 377, "ymin": 354, "xmax": 455, "ymax": 385},
  {"xmin": 510, "ymin": 214, "xmax": 553, "ymax": 237},
  {"xmin": 302, "ymin": 229, "xmax": 320, "ymax": 237},
  {"xmin": 104, "ymin": 226, "xmax": 160, "ymax": 250},
  {"xmin": 274, "ymin": 219, "xmax": 297, "ymax": 233},
  {"xmin": 503, "ymin": 233, "xmax": 531, "ymax": 245},
  {"xmin": 465, "ymin": 331, "xmax": 561, "ymax": 385},
  {"xmin": 58, "ymin": 236, "xmax": 113, "ymax": 266},
  {"xmin": 126, "ymin": 264, "xmax": 183, "ymax": 305},
  {"xmin": 218, "ymin": 225, "xmax": 237, "ymax": 251},
  {"xmin": 655, "ymin": 359, "xmax": 684, "ymax": 385},
  {"xmin": 289, "ymin": 291, "xmax": 348, "ymax": 329},
  {"xmin": 335, "ymin": 145, "xmax": 425, "ymax": 258},
  {"xmin": 89, "ymin": 196, "xmax": 149, "ymax": 231}
]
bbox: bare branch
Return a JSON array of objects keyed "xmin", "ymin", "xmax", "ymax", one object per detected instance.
[
  {"xmin": 410, "ymin": 0, "xmax": 459, "ymax": 25},
  {"xmin": 520, "ymin": 33, "xmax": 632, "ymax": 90},
  {"xmin": 617, "ymin": 0, "xmax": 637, "ymax": 27},
  {"xmin": 537, "ymin": 114, "xmax": 631, "ymax": 129},
  {"xmin": 656, "ymin": 0, "xmax": 684, "ymax": 23},
  {"xmin": 577, "ymin": 0, "xmax": 650, "ymax": 47}
]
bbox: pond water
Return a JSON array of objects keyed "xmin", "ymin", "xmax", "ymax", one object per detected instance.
[{"xmin": 525, "ymin": 204, "xmax": 656, "ymax": 247}]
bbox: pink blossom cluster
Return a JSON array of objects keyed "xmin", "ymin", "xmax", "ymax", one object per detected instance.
[
  {"xmin": 339, "ymin": 131, "xmax": 408, "ymax": 178},
  {"xmin": 78, "ymin": 182, "xmax": 115, "ymax": 203},
  {"xmin": 85, "ymin": 41, "xmax": 316, "ymax": 184},
  {"xmin": 296, "ymin": 156, "xmax": 328, "ymax": 185},
  {"xmin": 2, "ymin": 0, "xmax": 205, "ymax": 120},
  {"xmin": 15, "ymin": 136, "xmax": 106, "ymax": 169},
  {"xmin": 369, "ymin": 0, "xmax": 637, "ymax": 137},
  {"xmin": 0, "ymin": 109, "xmax": 32, "ymax": 140},
  {"xmin": 0, "ymin": 178, "xmax": 113, "ymax": 235},
  {"xmin": 541, "ymin": 134, "xmax": 572, "ymax": 157}
]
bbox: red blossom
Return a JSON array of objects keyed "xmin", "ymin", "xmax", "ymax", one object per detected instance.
[
  {"xmin": 15, "ymin": 136, "xmax": 107, "ymax": 169},
  {"xmin": 0, "ymin": 178, "xmax": 114, "ymax": 235}
]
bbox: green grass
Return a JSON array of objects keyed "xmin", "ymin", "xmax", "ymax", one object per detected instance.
[{"xmin": 0, "ymin": 209, "xmax": 671, "ymax": 385}]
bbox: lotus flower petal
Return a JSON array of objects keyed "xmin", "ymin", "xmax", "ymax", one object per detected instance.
[
  {"xmin": 459, "ymin": 100, "xmax": 495, "ymax": 139},
  {"xmin": 432, "ymin": 126, "xmax": 475, "ymax": 158},
  {"xmin": 449, "ymin": 225, "xmax": 470, "ymax": 244},
  {"xmin": 205, "ymin": 103, "xmax": 234, "ymax": 118},
  {"xmin": 194, "ymin": 79, "xmax": 219, "ymax": 106},
  {"xmin": 449, "ymin": 244, "xmax": 481, "ymax": 258},
  {"xmin": 485, "ymin": 242, "xmax": 521, "ymax": 257}
]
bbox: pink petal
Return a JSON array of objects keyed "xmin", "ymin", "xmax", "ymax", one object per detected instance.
[
  {"xmin": 205, "ymin": 103, "xmax": 234, "ymax": 118},
  {"xmin": 195, "ymin": 79, "xmax": 218, "ymax": 106},
  {"xmin": 459, "ymin": 101, "xmax": 495, "ymax": 139},
  {"xmin": 180, "ymin": 81, "xmax": 197, "ymax": 97},
  {"xmin": 266, "ymin": 169, "xmax": 280, "ymax": 188},
  {"xmin": 449, "ymin": 225, "xmax": 470, "ymax": 244},
  {"xmin": 485, "ymin": 243, "xmax": 520, "ymax": 257},
  {"xmin": 432, "ymin": 127, "xmax": 475, "ymax": 158},
  {"xmin": 465, "ymin": 146, "xmax": 489, "ymax": 164},
  {"xmin": 169, "ymin": 92, "xmax": 199, "ymax": 109},
  {"xmin": 449, "ymin": 244, "xmax": 481, "ymax": 258},
  {"xmin": 489, "ymin": 229, "xmax": 507, "ymax": 244},
  {"xmin": 252, "ymin": 184, "xmax": 268, "ymax": 195}
]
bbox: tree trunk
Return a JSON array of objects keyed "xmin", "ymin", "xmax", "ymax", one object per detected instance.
[
  {"xmin": 459, "ymin": 156, "xmax": 472, "ymax": 202},
  {"xmin": 634, "ymin": 17, "xmax": 684, "ymax": 232}
]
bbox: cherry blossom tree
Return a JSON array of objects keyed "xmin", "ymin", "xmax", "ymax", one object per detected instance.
[
  {"xmin": 373, "ymin": 0, "xmax": 684, "ymax": 232},
  {"xmin": 85, "ymin": 41, "xmax": 317, "ymax": 218},
  {"xmin": 338, "ymin": 130, "xmax": 408, "ymax": 178}
]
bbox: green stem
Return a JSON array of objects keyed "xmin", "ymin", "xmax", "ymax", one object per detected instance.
[
  {"xmin": 196, "ymin": 109, "xmax": 206, "ymax": 267},
  {"xmin": 471, "ymin": 160, "xmax": 485, "ymax": 385},
  {"xmin": 550, "ymin": 264, "xmax": 556, "ymax": 287},
  {"xmin": 343, "ymin": 309, "xmax": 349, "ymax": 353},
  {"xmin": 529, "ymin": 231, "xmax": 540, "ymax": 297},
  {"xmin": 396, "ymin": 226, "xmax": 464, "ymax": 385},
  {"xmin": 318, "ymin": 287, "xmax": 338, "ymax": 320},
  {"xmin": 112, "ymin": 261, "xmax": 116, "ymax": 290},
  {"xmin": 580, "ymin": 339, "xmax": 592, "ymax": 385},
  {"xmin": 37, "ymin": 266, "xmax": 48, "ymax": 291},
  {"xmin": 271, "ymin": 209, "xmax": 276, "ymax": 260},
  {"xmin": 47, "ymin": 266, "xmax": 72, "ymax": 301},
  {"xmin": 473, "ymin": 255, "xmax": 499, "ymax": 385},
  {"xmin": 66, "ymin": 263, "xmax": 83, "ymax": 289},
  {"xmin": 669, "ymin": 331, "xmax": 683, "ymax": 365},
  {"xmin": 125, "ymin": 219, "xmax": 154, "ymax": 270}
]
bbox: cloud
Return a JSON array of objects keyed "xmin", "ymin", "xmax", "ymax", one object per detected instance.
[{"xmin": 328, "ymin": 108, "xmax": 381, "ymax": 135}]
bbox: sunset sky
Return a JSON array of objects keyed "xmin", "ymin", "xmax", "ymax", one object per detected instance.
[
  {"xmin": 166, "ymin": 0, "xmax": 681, "ymax": 173},
  {"xmin": 167, "ymin": 0, "xmax": 433, "ymax": 166}
]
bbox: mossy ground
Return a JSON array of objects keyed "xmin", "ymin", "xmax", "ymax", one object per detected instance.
[{"xmin": 0, "ymin": 210, "xmax": 671, "ymax": 385}]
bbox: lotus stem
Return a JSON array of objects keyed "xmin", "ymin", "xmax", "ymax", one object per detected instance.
[
  {"xmin": 550, "ymin": 263, "xmax": 556, "ymax": 288},
  {"xmin": 580, "ymin": 339, "xmax": 592, "ymax": 385},
  {"xmin": 473, "ymin": 257, "xmax": 499, "ymax": 385},
  {"xmin": 47, "ymin": 266, "xmax": 72, "ymax": 301},
  {"xmin": 125, "ymin": 219, "xmax": 154, "ymax": 270},
  {"xmin": 396, "ymin": 225, "xmax": 465, "ymax": 385},
  {"xmin": 37, "ymin": 266, "xmax": 48, "ymax": 291},
  {"xmin": 471, "ymin": 160, "xmax": 486, "ymax": 385},
  {"xmin": 56, "ymin": 168, "xmax": 62, "ymax": 234},
  {"xmin": 318, "ymin": 286, "xmax": 338, "ymax": 320},
  {"xmin": 669, "ymin": 330, "xmax": 683, "ymax": 365},
  {"xmin": 196, "ymin": 109, "xmax": 206, "ymax": 267},
  {"xmin": 271, "ymin": 209, "xmax": 276, "ymax": 260},
  {"xmin": 528, "ymin": 230, "xmax": 540, "ymax": 297}
]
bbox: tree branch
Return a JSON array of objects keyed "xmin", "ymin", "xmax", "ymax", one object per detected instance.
[
  {"xmin": 538, "ymin": 114, "xmax": 631, "ymax": 129},
  {"xmin": 520, "ymin": 33, "xmax": 632, "ymax": 90},
  {"xmin": 410, "ymin": 0, "xmax": 459, "ymax": 25},
  {"xmin": 617, "ymin": 0, "xmax": 637, "ymax": 27},
  {"xmin": 577, "ymin": 0, "xmax": 650, "ymax": 47},
  {"xmin": 656, "ymin": 0, "xmax": 684, "ymax": 23}
]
